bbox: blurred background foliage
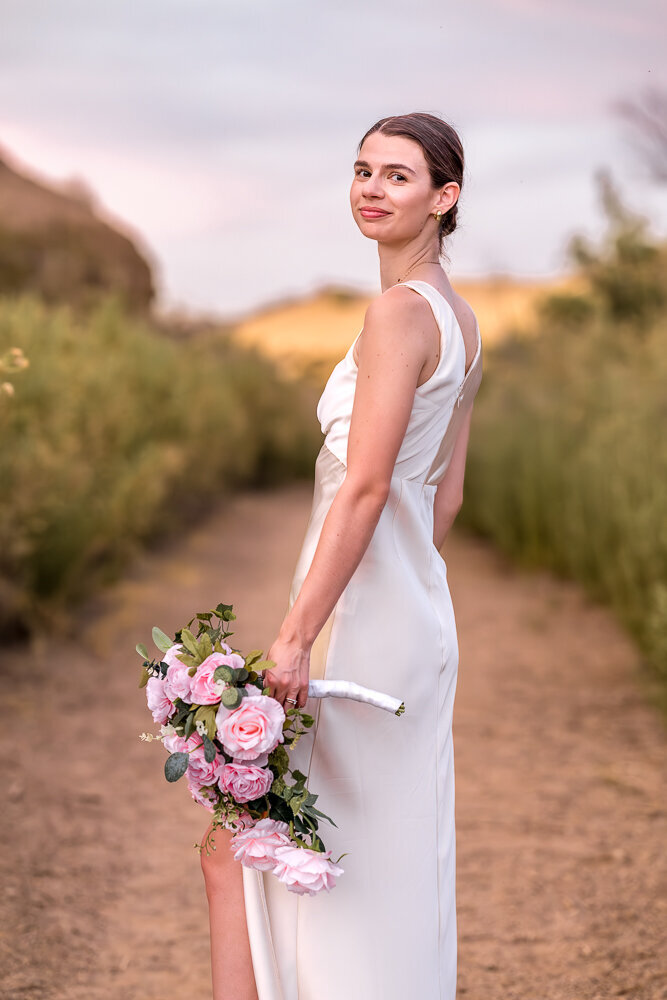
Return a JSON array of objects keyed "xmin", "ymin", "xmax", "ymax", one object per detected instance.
[
  {"xmin": 459, "ymin": 169, "xmax": 667, "ymax": 698},
  {"xmin": 0, "ymin": 294, "xmax": 322, "ymax": 638}
]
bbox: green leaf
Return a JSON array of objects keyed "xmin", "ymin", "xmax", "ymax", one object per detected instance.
[
  {"xmin": 268, "ymin": 744, "xmax": 289, "ymax": 774},
  {"xmin": 221, "ymin": 687, "xmax": 241, "ymax": 709},
  {"xmin": 183, "ymin": 711, "xmax": 197, "ymax": 739},
  {"xmin": 194, "ymin": 705, "xmax": 218, "ymax": 739},
  {"xmin": 198, "ymin": 632, "xmax": 213, "ymax": 661},
  {"xmin": 138, "ymin": 665, "xmax": 150, "ymax": 689},
  {"xmin": 244, "ymin": 649, "xmax": 264, "ymax": 666},
  {"xmin": 180, "ymin": 628, "xmax": 199, "ymax": 658},
  {"xmin": 253, "ymin": 659, "xmax": 276, "ymax": 673},
  {"xmin": 152, "ymin": 626, "xmax": 173, "ymax": 654},
  {"xmin": 213, "ymin": 664, "xmax": 234, "ymax": 684},
  {"xmin": 136, "ymin": 642, "xmax": 149, "ymax": 659},
  {"xmin": 165, "ymin": 752, "xmax": 189, "ymax": 782},
  {"xmin": 196, "ymin": 612, "xmax": 213, "ymax": 623},
  {"xmin": 202, "ymin": 734, "xmax": 217, "ymax": 763}
]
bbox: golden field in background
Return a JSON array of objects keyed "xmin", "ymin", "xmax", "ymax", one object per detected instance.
[{"xmin": 231, "ymin": 274, "xmax": 580, "ymax": 380}]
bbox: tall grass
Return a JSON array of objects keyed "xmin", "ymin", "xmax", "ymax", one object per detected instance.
[
  {"xmin": 459, "ymin": 175, "xmax": 667, "ymax": 691},
  {"xmin": 0, "ymin": 292, "xmax": 322, "ymax": 636}
]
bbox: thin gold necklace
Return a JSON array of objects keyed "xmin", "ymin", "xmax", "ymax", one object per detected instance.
[{"xmin": 395, "ymin": 259, "xmax": 441, "ymax": 284}]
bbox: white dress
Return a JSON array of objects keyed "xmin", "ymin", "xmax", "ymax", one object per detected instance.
[{"xmin": 242, "ymin": 279, "xmax": 483, "ymax": 1000}]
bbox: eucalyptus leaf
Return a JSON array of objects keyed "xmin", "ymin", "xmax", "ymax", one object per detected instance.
[
  {"xmin": 183, "ymin": 711, "xmax": 196, "ymax": 739},
  {"xmin": 202, "ymin": 734, "xmax": 217, "ymax": 763},
  {"xmin": 244, "ymin": 649, "xmax": 264, "ymax": 666},
  {"xmin": 213, "ymin": 664, "xmax": 234, "ymax": 684},
  {"xmin": 152, "ymin": 627, "xmax": 173, "ymax": 654},
  {"xmin": 138, "ymin": 665, "xmax": 150, "ymax": 689},
  {"xmin": 164, "ymin": 752, "xmax": 189, "ymax": 782},
  {"xmin": 221, "ymin": 687, "xmax": 241, "ymax": 709},
  {"xmin": 136, "ymin": 642, "xmax": 149, "ymax": 659}
]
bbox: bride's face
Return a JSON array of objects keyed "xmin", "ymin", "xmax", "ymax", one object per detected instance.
[{"xmin": 350, "ymin": 132, "xmax": 442, "ymax": 244}]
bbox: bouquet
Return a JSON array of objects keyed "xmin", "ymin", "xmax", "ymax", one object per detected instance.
[{"xmin": 138, "ymin": 601, "xmax": 404, "ymax": 896}]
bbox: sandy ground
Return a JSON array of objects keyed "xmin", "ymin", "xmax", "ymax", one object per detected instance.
[{"xmin": 1, "ymin": 482, "xmax": 666, "ymax": 1000}]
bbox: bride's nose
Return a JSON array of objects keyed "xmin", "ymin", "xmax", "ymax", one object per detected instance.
[{"xmin": 364, "ymin": 173, "xmax": 385, "ymax": 198}]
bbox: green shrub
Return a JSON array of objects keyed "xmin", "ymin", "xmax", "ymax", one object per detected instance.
[
  {"xmin": 0, "ymin": 292, "xmax": 321, "ymax": 636},
  {"xmin": 460, "ymin": 175, "xmax": 667, "ymax": 691}
]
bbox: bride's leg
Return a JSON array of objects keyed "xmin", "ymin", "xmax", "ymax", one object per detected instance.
[{"xmin": 200, "ymin": 821, "xmax": 259, "ymax": 1000}]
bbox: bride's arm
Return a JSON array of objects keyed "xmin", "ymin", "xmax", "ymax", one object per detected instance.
[
  {"xmin": 263, "ymin": 287, "xmax": 435, "ymax": 708},
  {"xmin": 432, "ymin": 405, "xmax": 474, "ymax": 551}
]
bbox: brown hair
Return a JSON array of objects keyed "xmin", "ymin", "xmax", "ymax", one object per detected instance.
[{"xmin": 357, "ymin": 112, "xmax": 464, "ymax": 258}]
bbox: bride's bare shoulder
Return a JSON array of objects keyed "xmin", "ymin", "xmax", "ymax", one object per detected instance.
[{"xmin": 353, "ymin": 285, "xmax": 435, "ymax": 365}]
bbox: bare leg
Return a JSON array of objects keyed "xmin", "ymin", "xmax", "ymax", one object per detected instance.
[{"xmin": 200, "ymin": 821, "xmax": 259, "ymax": 1000}]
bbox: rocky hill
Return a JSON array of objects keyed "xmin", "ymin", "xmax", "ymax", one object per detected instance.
[{"xmin": 0, "ymin": 145, "xmax": 155, "ymax": 311}]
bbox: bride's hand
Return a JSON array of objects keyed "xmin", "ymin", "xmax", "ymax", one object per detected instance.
[{"xmin": 262, "ymin": 634, "xmax": 311, "ymax": 710}]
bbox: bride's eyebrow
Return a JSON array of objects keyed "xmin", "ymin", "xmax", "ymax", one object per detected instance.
[{"xmin": 353, "ymin": 159, "xmax": 417, "ymax": 176}]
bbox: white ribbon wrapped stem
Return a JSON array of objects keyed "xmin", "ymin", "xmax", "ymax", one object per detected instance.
[{"xmin": 307, "ymin": 679, "xmax": 405, "ymax": 716}]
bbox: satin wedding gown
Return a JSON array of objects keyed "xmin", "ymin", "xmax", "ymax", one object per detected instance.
[{"xmin": 242, "ymin": 279, "xmax": 483, "ymax": 1000}]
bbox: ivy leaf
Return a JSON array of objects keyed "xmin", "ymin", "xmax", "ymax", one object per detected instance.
[
  {"xmin": 152, "ymin": 627, "xmax": 173, "ymax": 654},
  {"xmin": 164, "ymin": 752, "xmax": 189, "ymax": 782}
]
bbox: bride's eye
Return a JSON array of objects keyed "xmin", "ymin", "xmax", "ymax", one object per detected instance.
[{"xmin": 390, "ymin": 172, "xmax": 407, "ymax": 182}]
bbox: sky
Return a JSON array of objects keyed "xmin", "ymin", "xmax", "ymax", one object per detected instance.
[{"xmin": 1, "ymin": 0, "xmax": 665, "ymax": 318}]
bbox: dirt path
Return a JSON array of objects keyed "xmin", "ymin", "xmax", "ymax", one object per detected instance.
[{"xmin": 2, "ymin": 483, "xmax": 666, "ymax": 1000}]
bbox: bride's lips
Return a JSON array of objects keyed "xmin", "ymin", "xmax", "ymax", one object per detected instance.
[{"xmin": 359, "ymin": 208, "xmax": 390, "ymax": 218}]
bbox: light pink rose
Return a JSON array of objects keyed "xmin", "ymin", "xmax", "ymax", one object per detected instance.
[
  {"xmin": 146, "ymin": 676, "xmax": 175, "ymax": 724},
  {"xmin": 162, "ymin": 730, "xmax": 199, "ymax": 755},
  {"xmin": 216, "ymin": 695, "xmax": 285, "ymax": 760},
  {"xmin": 190, "ymin": 651, "xmax": 246, "ymax": 705},
  {"xmin": 162, "ymin": 644, "xmax": 193, "ymax": 703},
  {"xmin": 220, "ymin": 762, "xmax": 274, "ymax": 803},
  {"xmin": 188, "ymin": 752, "xmax": 226, "ymax": 788},
  {"xmin": 272, "ymin": 845, "xmax": 345, "ymax": 896},
  {"xmin": 214, "ymin": 683, "xmax": 265, "ymax": 727},
  {"xmin": 230, "ymin": 818, "xmax": 292, "ymax": 871},
  {"xmin": 187, "ymin": 771, "xmax": 219, "ymax": 812}
]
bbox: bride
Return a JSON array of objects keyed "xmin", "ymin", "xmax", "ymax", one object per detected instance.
[{"xmin": 200, "ymin": 111, "xmax": 482, "ymax": 1000}]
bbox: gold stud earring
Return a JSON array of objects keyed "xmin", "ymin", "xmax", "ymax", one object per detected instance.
[{"xmin": 435, "ymin": 210, "xmax": 442, "ymax": 222}]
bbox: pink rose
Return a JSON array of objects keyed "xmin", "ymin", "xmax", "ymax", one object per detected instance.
[
  {"xmin": 230, "ymin": 818, "xmax": 292, "ymax": 871},
  {"xmin": 187, "ymin": 771, "xmax": 218, "ymax": 812},
  {"xmin": 273, "ymin": 845, "xmax": 345, "ymax": 896},
  {"xmin": 146, "ymin": 676, "xmax": 175, "ymax": 725},
  {"xmin": 163, "ymin": 731, "xmax": 200, "ymax": 755},
  {"xmin": 220, "ymin": 762, "xmax": 274, "ymax": 803},
  {"xmin": 162, "ymin": 644, "xmax": 193, "ymax": 703},
  {"xmin": 188, "ymin": 752, "xmax": 226, "ymax": 788},
  {"xmin": 190, "ymin": 651, "xmax": 246, "ymax": 705},
  {"xmin": 216, "ymin": 695, "xmax": 285, "ymax": 760}
]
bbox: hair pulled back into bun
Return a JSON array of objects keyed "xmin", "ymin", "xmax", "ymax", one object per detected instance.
[{"xmin": 357, "ymin": 112, "xmax": 464, "ymax": 258}]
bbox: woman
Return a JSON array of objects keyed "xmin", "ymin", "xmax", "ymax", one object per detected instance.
[{"xmin": 201, "ymin": 111, "xmax": 483, "ymax": 1000}]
